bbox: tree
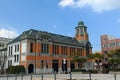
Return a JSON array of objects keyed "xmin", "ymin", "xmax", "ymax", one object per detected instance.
[
  {"xmin": 87, "ymin": 52, "xmax": 104, "ymax": 70},
  {"xmin": 107, "ymin": 49, "xmax": 120, "ymax": 69},
  {"xmin": 71, "ymin": 52, "xmax": 87, "ymax": 68}
]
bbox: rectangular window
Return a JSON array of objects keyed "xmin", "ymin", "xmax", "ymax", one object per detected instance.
[
  {"xmin": 61, "ymin": 46, "xmax": 67, "ymax": 55},
  {"xmin": 103, "ymin": 44, "xmax": 108, "ymax": 48},
  {"xmin": 15, "ymin": 45, "xmax": 16, "ymax": 52},
  {"xmin": 11, "ymin": 46, "xmax": 13, "ymax": 55},
  {"xmin": 30, "ymin": 42, "xmax": 33, "ymax": 52},
  {"xmin": 17, "ymin": 55, "xmax": 19, "ymax": 62},
  {"xmin": 41, "ymin": 60, "xmax": 44, "ymax": 68},
  {"xmin": 9, "ymin": 47, "xmax": 10, "ymax": 55},
  {"xmin": 17, "ymin": 44, "xmax": 19, "ymax": 52},
  {"xmin": 41, "ymin": 43, "xmax": 49, "ymax": 53},
  {"xmin": 46, "ymin": 60, "xmax": 48, "ymax": 68},
  {"xmin": 117, "ymin": 42, "xmax": 120, "ymax": 46},
  {"xmin": 14, "ymin": 55, "xmax": 16, "ymax": 62},
  {"xmin": 8, "ymin": 60, "xmax": 12, "ymax": 67},
  {"xmin": 77, "ymin": 48, "xmax": 82, "ymax": 56},
  {"xmin": 53, "ymin": 45, "xmax": 59, "ymax": 54},
  {"xmin": 70, "ymin": 47, "xmax": 75, "ymax": 55}
]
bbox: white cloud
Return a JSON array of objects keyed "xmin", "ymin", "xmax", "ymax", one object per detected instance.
[
  {"xmin": 58, "ymin": 0, "xmax": 120, "ymax": 13},
  {"xmin": 0, "ymin": 28, "xmax": 19, "ymax": 39},
  {"xmin": 58, "ymin": 0, "xmax": 76, "ymax": 8}
]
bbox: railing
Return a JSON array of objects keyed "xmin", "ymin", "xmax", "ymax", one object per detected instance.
[{"xmin": 0, "ymin": 72, "xmax": 120, "ymax": 80}]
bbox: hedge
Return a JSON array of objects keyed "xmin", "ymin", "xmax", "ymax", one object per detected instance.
[{"xmin": 7, "ymin": 65, "xmax": 26, "ymax": 74}]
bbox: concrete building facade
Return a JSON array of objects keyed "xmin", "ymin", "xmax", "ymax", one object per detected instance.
[
  {"xmin": 6, "ymin": 21, "xmax": 92, "ymax": 73},
  {"xmin": 101, "ymin": 34, "xmax": 120, "ymax": 54},
  {"xmin": 0, "ymin": 48, "xmax": 7, "ymax": 72},
  {"xmin": 0, "ymin": 37, "xmax": 12, "ymax": 50},
  {"xmin": 0, "ymin": 37, "xmax": 12, "ymax": 72}
]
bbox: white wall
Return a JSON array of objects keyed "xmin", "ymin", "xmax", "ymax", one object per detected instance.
[{"xmin": 6, "ymin": 42, "xmax": 20, "ymax": 69}]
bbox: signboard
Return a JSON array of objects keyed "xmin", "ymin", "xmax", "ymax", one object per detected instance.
[{"xmin": 85, "ymin": 62, "xmax": 94, "ymax": 70}]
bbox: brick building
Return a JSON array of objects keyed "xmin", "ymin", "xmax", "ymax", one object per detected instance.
[
  {"xmin": 6, "ymin": 21, "xmax": 92, "ymax": 73},
  {"xmin": 101, "ymin": 34, "xmax": 120, "ymax": 54}
]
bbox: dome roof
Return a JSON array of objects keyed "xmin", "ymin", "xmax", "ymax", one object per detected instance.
[{"xmin": 78, "ymin": 21, "xmax": 84, "ymax": 26}]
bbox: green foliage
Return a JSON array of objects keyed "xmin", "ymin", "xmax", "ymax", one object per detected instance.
[
  {"xmin": 94, "ymin": 53, "xmax": 104, "ymax": 59},
  {"xmin": 87, "ymin": 54, "xmax": 94, "ymax": 59},
  {"xmin": 7, "ymin": 66, "xmax": 16, "ymax": 74},
  {"xmin": 109, "ymin": 58, "xmax": 120, "ymax": 64},
  {"xmin": 71, "ymin": 52, "xmax": 87, "ymax": 63},
  {"xmin": 72, "ymin": 56, "xmax": 87, "ymax": 63},
  {"xmin": 87, "ymin": 52, "xmax": 104, "ymax": 60},
  {"xmin": 107, "ymin": 49, "xmax": 120, "ymax": 69},
  {"xmin": 109, "ymin": 68, "xmax": 120, "ymax": 71},
  {"xmin": 7, "ymin": 65, "xmax": 26, "ymax": 74}
]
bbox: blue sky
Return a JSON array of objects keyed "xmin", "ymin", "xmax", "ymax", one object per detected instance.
[{"xmin": 0, "ymin": 0, "xmax": 120, "ymax": 52}]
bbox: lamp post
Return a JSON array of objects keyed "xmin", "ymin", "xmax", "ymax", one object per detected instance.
[{"xmin": 63, "ymin": 59, "xmax": 66, "ymax": 73}]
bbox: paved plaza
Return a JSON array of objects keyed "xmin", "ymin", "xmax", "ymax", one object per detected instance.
[{"xmin": 0, "ymin": 73, "xmax": 120, "ymax": 80}]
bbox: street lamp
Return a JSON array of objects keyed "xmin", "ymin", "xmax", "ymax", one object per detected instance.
[{"xmin": 63, "ymin": 59, "xmax": 66, "ymax": 73}]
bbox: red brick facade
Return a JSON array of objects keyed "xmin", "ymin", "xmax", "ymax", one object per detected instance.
[
  {"xmin": 101, "ymin": 34, "xmax": 120, "ymax": 54},
  {"xmin": 9, "ymin": 21, "xmax": 92, "ymax": 73}
]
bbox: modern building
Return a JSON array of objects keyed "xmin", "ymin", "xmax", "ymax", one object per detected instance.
[
  {"xmin": 101, "ymin": 34, "xmax": 120, "ymax": 54},
  {"xmin": 0, "ymin": 37, "xmax": 12, "ymax": 73},
  {"xmin": 0, "ymin": 48, "xmax": 7, "ymax": 73},
  {"xmin": 6, "ymin": 21, "xmax": 92, "ymax": 73},
  {"xmin": 0, "ymin": 37, "xmax": 12, "ymax": 50}
]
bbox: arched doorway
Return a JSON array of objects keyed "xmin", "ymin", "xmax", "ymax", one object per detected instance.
[{"xmin": 28, "ymin": 64, "xmax": 34, "ymax": 73}]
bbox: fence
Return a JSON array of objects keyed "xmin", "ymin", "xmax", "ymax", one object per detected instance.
[{"xmin": 0, "ymin": 72, "xmax": 120, "ymax": 80}]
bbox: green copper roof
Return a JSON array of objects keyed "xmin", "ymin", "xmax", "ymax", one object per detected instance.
[
  {"xmin": 75, "ymin": 21, "xmax": 86, "ymax": 29},
  {"xmin": 78, "ymin": 21, "xmax": 84, "ymax": 26}
]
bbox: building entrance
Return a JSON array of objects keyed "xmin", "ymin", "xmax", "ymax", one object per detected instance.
[
  {"xmin": 28, "ymin": 64, "xmax": 34, "ymax": 73},
  {"xmin": 70, "ymin": 62, "xmax": 75, "ymax": 71},
  {"xmin": 52, "ymin": 60, "xmax": 58, "ymax": 72}
]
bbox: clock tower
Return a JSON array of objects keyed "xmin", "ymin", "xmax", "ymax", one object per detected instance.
[{"xmin": 75, "ymin": 21, "xmax": 89, "ymax": 41}]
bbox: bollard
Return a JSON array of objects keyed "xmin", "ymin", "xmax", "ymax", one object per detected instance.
[
  {"xmin": 31, "ymin": 74, "xmax": 33, "ymax": 80},
  {"xmin": 89, "ymin": 72, "xmax": 91, "ymax": 80},
  {"xmin": 54, "ymin": 71, "xmax": 56, "ymax": 80},
  {"xmin": 41, "ymin": 73, "xmax": 43, "ymax": 80},
  {"xmin": 21, "ymin": 73, "xmax": 23, "ymax": 80},
  {"xmin": 69, "ymin": 72, "xmax": 72, "ymax": 80},
  {"xmin": 15, "ymin": 73, "xmax": 17, "ymax": 80},
  {"xmin": 6, "ymin": 74, "xmax": 8, "ymax": 80},
  {"xmin": 114, "ymin": 74, "xmax": 116, "ymax": 80}
]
